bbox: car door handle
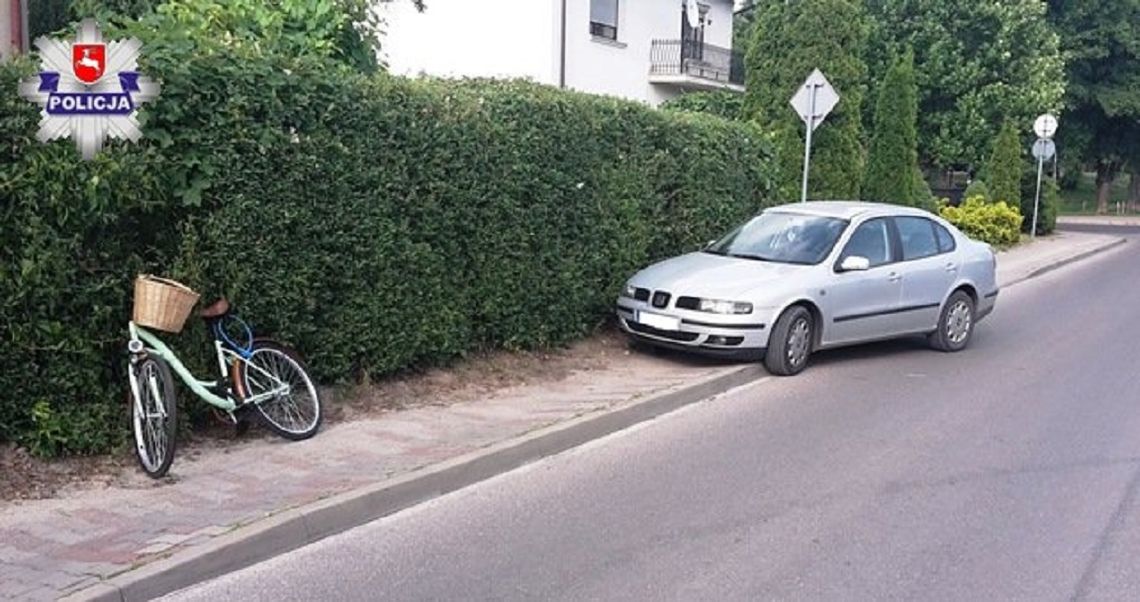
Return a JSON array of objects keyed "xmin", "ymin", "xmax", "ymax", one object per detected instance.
[
  {"xmin": 887, "ymin": 272, "xmax": 902, "ymax": 282},
  {"xmin": 945, "ymin": 262, "xmax": 958, "ymax": 272}
]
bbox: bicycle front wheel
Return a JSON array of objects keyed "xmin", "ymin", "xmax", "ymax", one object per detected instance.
[
  {"xmin": 235, "ymin": 341, "xmax": 322, "ymax": 440},
  {"xmin": 129, "ymin": 356, "xmax": 178, "ymax": 478}
]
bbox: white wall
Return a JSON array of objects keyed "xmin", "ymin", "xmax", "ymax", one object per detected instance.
[
  {"xmin": 379, "ymin": 0, "xmax": 557, "ymax": 83},
  {"xmin": 563, "ymin": 0, "xmax": 735, "ymax": 106},
  {"xmin": 562, "ymin": 0, "xmax": 670, "ymax": 104},
  {"xmin": 704, "ymin": 0, "xmax": 733, "ymax": 49},
  {"xmin": 378, "ymin": 0, "xmax": 736, "ymax": 107}
]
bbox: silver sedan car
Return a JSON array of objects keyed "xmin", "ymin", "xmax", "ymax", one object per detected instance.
[{"xmin": 616, "ymin": 201, "xmax": 998, "ymax": 375}]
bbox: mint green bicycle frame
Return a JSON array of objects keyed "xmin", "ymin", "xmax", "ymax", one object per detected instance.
[{"xmin": 128, "ymin": 321, "xmax": 288, "ymax": 414}]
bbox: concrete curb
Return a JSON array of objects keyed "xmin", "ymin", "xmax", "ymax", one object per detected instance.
[
  {"xmin": 63, "ymin": 364, "xmax": 764, "ymax": 602},
  {"xmin": 63, "ymin": 232, "xmax": 1128, "ymax": 602},
  {"xmin": 1000, "ymin": 237, "xmax": 1127, "ymax": 289},
  {"xmin": 1057, "ymin": 216, "xmax": 1140, "ymax": 227}
]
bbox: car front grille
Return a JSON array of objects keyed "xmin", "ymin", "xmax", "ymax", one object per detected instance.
[
  {"xmin": 627, "ymin": 321, "xmax": 699, "ymax": 342},
  {"xmin": 651, "ymin": 291, "xmax": 671, "ymax": 309},
  {"xmin": 634, "ymin": 288, "xmax": 650, "ymax": 302}
]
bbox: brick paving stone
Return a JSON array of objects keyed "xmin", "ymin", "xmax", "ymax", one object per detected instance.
[{"xmin": 0, "ymin": 307, "xmax": 972, "ymax": 602}]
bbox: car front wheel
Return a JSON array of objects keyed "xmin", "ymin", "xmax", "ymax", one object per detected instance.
[
  {"xmin": 929, "ymin": 290, "xmax": 975, "ymax": 352},
  {"xmin": 765, "ymin": 305, "xmax": 814, "ymax": 376}
]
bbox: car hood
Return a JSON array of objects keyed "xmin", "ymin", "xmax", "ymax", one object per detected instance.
[{"xmin": 631, "ymin": 252, "xmax": 810, "ymax": 301}]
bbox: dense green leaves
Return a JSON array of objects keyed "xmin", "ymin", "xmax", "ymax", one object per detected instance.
[
  {"xmin": 963, "ymin": 179, "xmax": 990, "ymax": 202},
  {"xmin": 1048, "ymin": 0, "xmax": 1140, "ymax": 213},
  {"xmin": 660, "ymin": 91, "xmax": 744, "ymax": 121},
  {"xmin": 986, "ymin": 121, "xmax": 1023, "ymax": 207},
  {"xmin": 866, "ymin": 0, "xmax": 1064, "ymax": 169},
  {"xmin": 0, "ymin": 56, "xmax": 772, "ymax": 455},
  {"xmin": 33, "ymin": 0, "xmax": 413, "ymax": 72},
  {"xmin": 940, "ymin": 197, "xmax": 1022, "ymax": 247},
  {"xmin": 863, "ymin": 51, "xmax": 919, "ymax": 205},
  {"xmin": 743, "ymin": 0, "xmax": 867, "ymax": 201}
]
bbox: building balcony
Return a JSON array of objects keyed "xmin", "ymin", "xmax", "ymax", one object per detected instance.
[{"xmin": 649, "ymin": 39, "xmax": 745, "ymax": 93}]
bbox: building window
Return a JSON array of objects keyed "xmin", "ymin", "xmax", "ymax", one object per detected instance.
[{"xmin": 590, "ymin": 0, "xmax": 618, "ymax": 40}]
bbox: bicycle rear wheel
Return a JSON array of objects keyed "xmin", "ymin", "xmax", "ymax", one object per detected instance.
[
  {"xmin": 234, "ymin": 341, "xmax": 322, "ymax": 440},
  {"xmin": 129, "ymin": 356, "xmax": 178, "ymax": 478}
]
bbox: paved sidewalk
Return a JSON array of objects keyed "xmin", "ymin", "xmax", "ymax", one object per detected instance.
[
  {"xmin": 995, "ymin": 229, "xmax": 1126, "ymax": 287},
  {"xmin": 2, "ymin": 354, "xmax": 741, "ymax": 601},
  {"xmin": 0, "ymin": 229, "xmax": 1126, "ymax": 602}
]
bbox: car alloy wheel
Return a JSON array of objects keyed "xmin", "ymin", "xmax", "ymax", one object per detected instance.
[
  {"xmin": 787, "ymin": 316, "xmax": 811, "ymax": 368},
  {"xmin": 946, "ymin": 298, "xmax": 972, "ymax": 345}
]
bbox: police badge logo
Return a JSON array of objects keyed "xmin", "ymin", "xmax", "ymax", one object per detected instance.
[{"xmin": 18, "ymin": 20, "xmax": 160, "ymax": 160}]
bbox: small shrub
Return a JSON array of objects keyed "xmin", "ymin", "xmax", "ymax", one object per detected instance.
[
  {"xmin": 986, "ymin": 121, "xmax": 1023, "ymax": 206},
  {"xmin": 963, "ymin": 179, "xmax": 989, "ymax": 202},
  {"xmin": 940, "ymin": 196, "xmax": 1022, "ymax": 246},
  {"xmin": 913, "ymin": 167, "xmax": 936, "ymax": 211},
  {"xmin": 1021, "ymin": 177, "xmax": 1059, "ymax": 235},
  {"xmin": 1018, "ymin": 167, "xmax": 1060, "ymax": 235}
]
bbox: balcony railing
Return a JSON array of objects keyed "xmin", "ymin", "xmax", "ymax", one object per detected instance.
[{"xmin": 649, "ymin": 39, "xmax": 745, "ymax": 88}]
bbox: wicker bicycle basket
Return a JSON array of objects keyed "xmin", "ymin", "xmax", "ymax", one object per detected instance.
[{"xmin": 132, "ymin": 275, "xmax": 201, "ymax": 333}]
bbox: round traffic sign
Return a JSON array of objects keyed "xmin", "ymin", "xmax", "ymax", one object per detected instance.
[
  {"xmin": 1032, "ymin": 138, "xmax": 1056, "ymax": 161},
  {"xmin": 1034, "ymin": 114, "xmax": 1058, "ymax": 139}
]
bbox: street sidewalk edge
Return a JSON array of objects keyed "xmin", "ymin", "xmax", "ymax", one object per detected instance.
[
  {"xmin": 62, "ymin": 364, "xmax": 765, "ymax": 602},
  {"xmin": 1000, "ymin": 237, "xmax": 1126, "ymax": 289}
]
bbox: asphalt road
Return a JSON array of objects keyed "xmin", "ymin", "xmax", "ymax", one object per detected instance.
[{"xmin": 166, "ymin": 226, "xmax": 1140, "ymax": 602}]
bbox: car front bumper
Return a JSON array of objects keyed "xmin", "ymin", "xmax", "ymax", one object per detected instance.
[{"xmin": 615, "ymin": 299, "xmax": 770, "ymax": 360}]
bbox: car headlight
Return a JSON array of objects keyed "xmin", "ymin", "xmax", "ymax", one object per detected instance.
[
  {"xmin": 698, "ymin": 298, "xmax": 753, "ymax": 314},
  {"xmin": 621, "ymin": 282, "xmax": 637, "ymax": 298}
]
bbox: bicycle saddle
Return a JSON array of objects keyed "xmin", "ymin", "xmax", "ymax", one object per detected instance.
[{"xmin": 199, "ymin": 298, "xmax": 230, "ymax": 319}]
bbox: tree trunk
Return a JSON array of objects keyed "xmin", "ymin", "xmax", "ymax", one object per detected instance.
[
  {"xmin": 1130, "ymin": 171, "xmax": 1140, "ymax": 213},
  {"xmin": 1095, "ymin": 165, "xmax": 1115, "ymax": 215}
]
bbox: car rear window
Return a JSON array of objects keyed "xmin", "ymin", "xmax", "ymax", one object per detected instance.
[
  {"xmin": 896, "ymin": 216, "xmax": 939, "ymax": 260},
  {"xmin": 934, "ymin": 222, "xmax": 956, "ymax": 253}
]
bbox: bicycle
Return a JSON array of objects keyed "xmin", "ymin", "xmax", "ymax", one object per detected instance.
[{"xmin": 126, "ymin": 277, "xmax": 322, "ymax": 478}]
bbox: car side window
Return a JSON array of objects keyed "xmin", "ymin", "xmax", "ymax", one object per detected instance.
[
  {"xmin": 934, "ymin": 222, "xmax": 956, "ymax": 253},
  {"xmin": 896, "ymin": 217, "xmax": 939, "ymax": 260},
  {"xmin": 840, "ymin": 218, "xmax": 893, "ymax": 267}
]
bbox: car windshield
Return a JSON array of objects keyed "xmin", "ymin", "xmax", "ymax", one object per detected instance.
[{"xmin": 705, "ymin": 212, "xmax": 848, "ymax": 265}]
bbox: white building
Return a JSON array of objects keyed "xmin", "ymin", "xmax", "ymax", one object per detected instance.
[{"xmin": 379, "ymin": 0, "xmax": 744, "ymax": 107}]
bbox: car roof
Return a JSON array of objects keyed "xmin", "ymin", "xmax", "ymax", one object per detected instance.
[{"xmin": 765, "ymin": 200, "xmax": 934, "ymax": 221}]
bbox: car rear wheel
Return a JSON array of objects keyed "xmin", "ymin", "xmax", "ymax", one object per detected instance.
[
  {"xmin": 765, "ymin": 305, "xmax": 813, "ymax": 376},
  {"xmin": 929, "ymin": 290, "xmax": 975, "ymax": 352}
]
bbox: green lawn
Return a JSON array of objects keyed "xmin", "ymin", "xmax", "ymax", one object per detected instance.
[{"xmin": 1059, "ymin": 172, "xmax": 1136, "ymax": 215}]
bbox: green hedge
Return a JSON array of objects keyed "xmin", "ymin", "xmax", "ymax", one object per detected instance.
[{"xmin": 0, "ymin": 53, "xmax": 772, "ymax": 455}]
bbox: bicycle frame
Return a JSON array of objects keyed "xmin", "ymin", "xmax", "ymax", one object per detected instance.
[{"xmin": 128, "ymin": 321, "xmax": 289, "ymax": 413}]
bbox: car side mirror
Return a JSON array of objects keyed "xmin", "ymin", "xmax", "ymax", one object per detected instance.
[
  {"xmin": 703, "ymin": 239, "xmax": 717, "ymax": 250},
  {"xmin": 838, "ymin": 255, "xmax": 871, "ymax": 272}
]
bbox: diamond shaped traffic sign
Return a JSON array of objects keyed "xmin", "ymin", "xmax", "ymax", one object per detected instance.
[{"xmin": 789, "ymin": 69, "xmax": 840, "ymax": 132}]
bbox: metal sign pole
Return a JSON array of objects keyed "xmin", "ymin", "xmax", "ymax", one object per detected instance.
[
  {"xmin": 800, "ymin": 84, "xmax": 818, "ymax": 203},
  {"xmin": 1032, "ymin": 153, "xmax": 1044, "ymax": 239},
  {"xmin": 790, "ymin": 69, "xmax": 839, "ymax": 203}
]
